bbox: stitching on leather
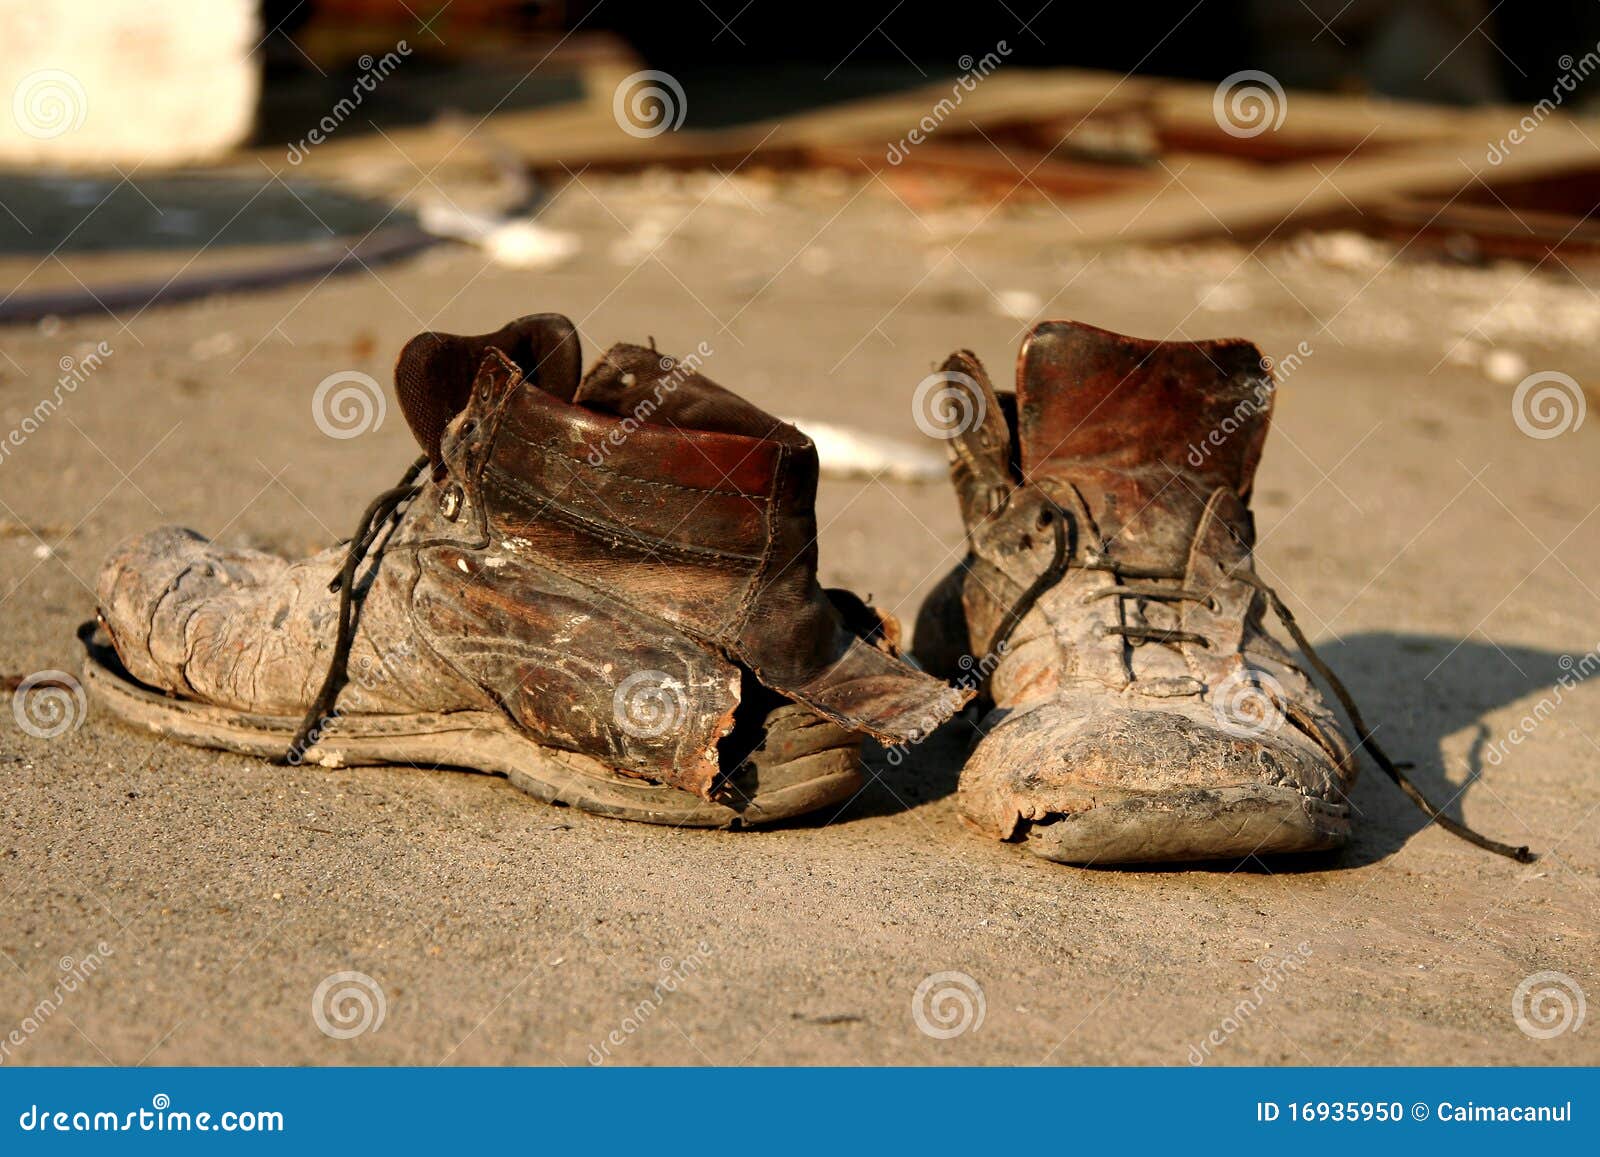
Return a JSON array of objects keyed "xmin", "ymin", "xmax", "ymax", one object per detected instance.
[
  {"xmin": 728, "ymin": 443, "xmax": 785, "ymax": 640},
  {"xmin": 502, "ymin": 420, "xmax": 771, "ymax": 499},
  {"xmin": 483, "ymin": 464, "xmax": 763, "ymax": 569}
]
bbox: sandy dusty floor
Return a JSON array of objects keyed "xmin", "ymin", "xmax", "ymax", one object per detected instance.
[{"xmin": 1, "ymin": 171, "xmax": 1596, "ymax": 1065}]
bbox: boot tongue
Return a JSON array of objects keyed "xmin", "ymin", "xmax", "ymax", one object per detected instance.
[
  {"xmin": 573, "ymin": 343, "xmax": 809, "ymax": 447},
  {"xmin": 393, "ymin": 313, "xmax": 582, "ymax": 463},
  {"xmin": 1015, "ymin": 321, "xmax": 1273, "ymax": 570}
]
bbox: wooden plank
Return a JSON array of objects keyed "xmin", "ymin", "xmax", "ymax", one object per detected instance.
[
  {"xmin": 248, "ymin": 67, "xmax": 1156, "ymax": 180},
  {"xmin": 1371, "ymin": 196, "xmax": 1600, "ymax": 260},
  {"xmin": 803, "ymin": 141, "xmax": 1153, "ymax": 198},
  {"xmin": 1050, "ymin": 118, "xmax": 1600, "ymax": 245}
]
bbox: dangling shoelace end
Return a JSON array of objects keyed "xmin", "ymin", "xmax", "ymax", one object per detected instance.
[{"xmin": 1235, "ymin": 570, "xmax": 1538, "ymax": 864}]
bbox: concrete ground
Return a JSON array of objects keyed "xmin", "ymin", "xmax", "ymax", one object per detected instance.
[{"xmin": 1, "ymin": 170, "xmax": 1596, "ymax": 1065}]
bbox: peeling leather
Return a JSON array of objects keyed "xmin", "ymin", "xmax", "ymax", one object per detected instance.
[
  {"xmin": 916, "ymin": 320, "xmax": 1359, "ymax": 846},
  {"xmin": 98, "ymin": 314, "xmax": 965, "ymax": 799},
  {"xmin": 446, "ymin": 339, "xmax": 970, "ymax": 744}
]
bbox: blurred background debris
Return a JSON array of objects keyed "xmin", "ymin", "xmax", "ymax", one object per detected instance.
[{"xmin": 4, "ymin": 0, "xmax": 1600, "ymax": 319}]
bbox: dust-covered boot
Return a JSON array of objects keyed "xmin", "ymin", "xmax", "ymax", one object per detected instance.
[
  {"xmin": 87, "ymin": 313, "xmax": 968, "ymax": 827},
  {"xmin": 915, "ymin": 321, "xmax": 1532, "ymax": 865}
]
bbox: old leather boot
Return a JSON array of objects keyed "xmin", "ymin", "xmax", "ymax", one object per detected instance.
[
  {"xmin": 87, "ymin": 313, "xmax": 968, "ymax": 827},
  {"xmin": 916, "ymin": 320, "xmax": 1531, "ymax": 865}
]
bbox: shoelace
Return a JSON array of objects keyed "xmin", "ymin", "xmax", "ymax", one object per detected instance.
[
  {"xmin": 286, "ymin": 454, "xmax": 430, "ymax": 761},
  {"xmin": 987, "ymin": 495, "xmax": 1535, "ymax": 863}
]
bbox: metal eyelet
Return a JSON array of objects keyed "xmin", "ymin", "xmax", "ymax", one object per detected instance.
[{"xmin": 439, "ymin": 483, "xmax": 463, "ymax": 521}]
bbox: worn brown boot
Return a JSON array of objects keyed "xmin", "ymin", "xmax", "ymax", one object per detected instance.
[
  {"xmin": 87, "ymin": 314, "xmax": 968, "ymax": 827},
  {"xmin": 916, "ymin": 321, "xmax": 1532, "ymax": 865}
]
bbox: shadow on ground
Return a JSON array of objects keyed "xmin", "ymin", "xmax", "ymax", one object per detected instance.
[{"xmin": 835, "ymin": 632, "xmax": 1571, "ymax": 870}]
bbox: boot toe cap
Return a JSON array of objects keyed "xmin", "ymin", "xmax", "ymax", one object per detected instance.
[
  {"xmin": 97, "ymin": 527, "xmax": 288, "ymax": 694},
  {"xmin": 958, "ymin": 692, "xmax": 1350, "ymax": 864}
]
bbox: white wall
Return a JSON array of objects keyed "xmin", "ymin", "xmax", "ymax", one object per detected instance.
[{"xmin": 0, "ymin": 0, "xmax": 259, "ymax": 168}]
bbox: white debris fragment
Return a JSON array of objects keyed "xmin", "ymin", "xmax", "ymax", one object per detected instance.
[
  {"xmin": 417, "ymin": 203, "xmax": 581, "ymax": 270},
  {"xmin": 1196, "ymin": 282, "xmax": 1253, "ymax": 311},
  {"xmin": 1482, "ymin": 348, "xmax": 1528, "ymax": 385},
  {"xmin": 992, "ymin": 288, "xmax": 1042, "ymax": 321},
  {"xmin": 189, "ymin": 331, "xmax": 238, "ymax": 360},
  {"xmin": 1300, "ymin": 230, "xmax": 1387, "ymax": 271},
  {"xmin": 782, "ymin": 416, "xmax": 947, "ymax": 483}
]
